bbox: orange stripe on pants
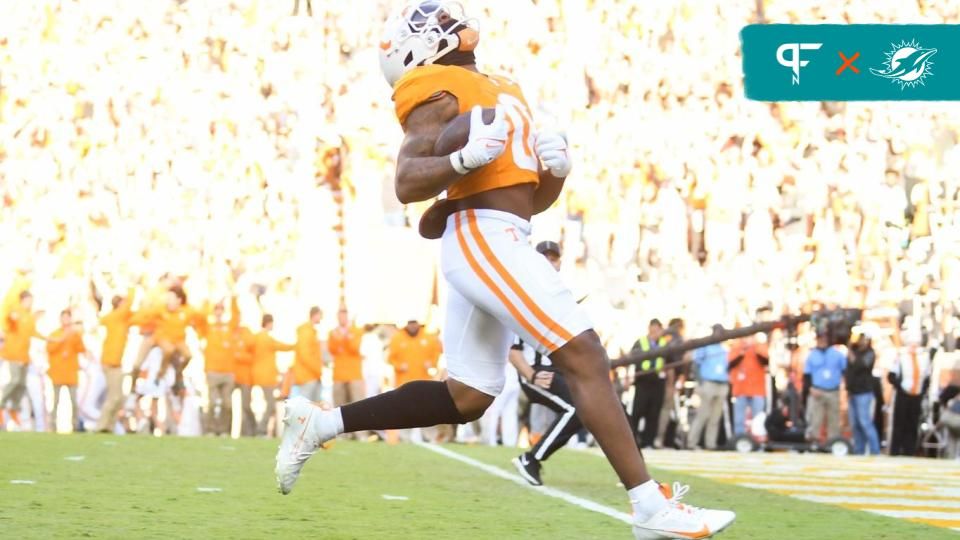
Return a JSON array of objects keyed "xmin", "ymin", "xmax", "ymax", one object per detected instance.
[
  {"xmin": 454, "ymin": 213, "xmax": 560, "ymax": 351},
  {"xmin": 465, "ymin": 210, "xmax": 575, "ymax": 346}
]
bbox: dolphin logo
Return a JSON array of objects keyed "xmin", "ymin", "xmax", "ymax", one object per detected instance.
[{"xmin": 870, "ymin": 40, "xmax": 937, "ymax": 89}]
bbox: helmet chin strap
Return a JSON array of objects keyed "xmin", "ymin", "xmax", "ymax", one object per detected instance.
[
  {"xmin": 434, "ymin": 20, "xmax": 478, "ymax": 67},
  {"xmin": 434, "ymin": 49, "xmax": 475, "ymax": 67}
]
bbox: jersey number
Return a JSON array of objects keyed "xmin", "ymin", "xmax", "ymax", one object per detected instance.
[{"xmin": 497, "ymin": 94, "xmax": 538, "ymax": 172}]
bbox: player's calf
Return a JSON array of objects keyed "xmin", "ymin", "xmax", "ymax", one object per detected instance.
[{"xmin": 341, "ymin": 379, "xmax": 488, "ymax": 432}]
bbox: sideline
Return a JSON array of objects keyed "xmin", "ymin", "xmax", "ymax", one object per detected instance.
[{"xmin": 414, "ymin": 442, "xmax": 633, "ymax": 525}]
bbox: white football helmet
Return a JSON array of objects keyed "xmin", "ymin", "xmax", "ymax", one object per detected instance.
[{"xmin": 378, "ymin": 1, "xmax": 479, "ymax": 87}]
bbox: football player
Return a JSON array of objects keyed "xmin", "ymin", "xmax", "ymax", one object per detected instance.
[{"xmin": 276, "ymin": 3, "xmax": 735, "ymax": 538}]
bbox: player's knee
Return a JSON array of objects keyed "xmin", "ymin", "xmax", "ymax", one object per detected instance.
[
  {"xmin": 453, "ymin": 392, "xmax": 493, "ymax": 422},
  {"xmin": 550, "ymin": 330, "xmax": 609, "ymax": 379},
  {"xmin": 446, "ymin": 379, "xmax": 494, "ymax": 422}
]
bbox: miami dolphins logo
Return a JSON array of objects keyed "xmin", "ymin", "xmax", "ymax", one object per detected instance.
[{"xmin": 870, "ymin": 39, "xmax": 937, "ymax": 89}]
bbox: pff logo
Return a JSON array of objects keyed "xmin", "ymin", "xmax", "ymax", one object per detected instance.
[
  {"xmin": 870, "ymin": 39, "xmax": 937, "ymax": 89},
  {"xmin": 777, "ymin": 42, "xmax": 823, "ymax": 85}
]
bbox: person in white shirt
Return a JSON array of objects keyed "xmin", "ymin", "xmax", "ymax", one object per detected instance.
[{"xmin": 360, "ymin": 326, "xmax": 386, "ymax": 399}]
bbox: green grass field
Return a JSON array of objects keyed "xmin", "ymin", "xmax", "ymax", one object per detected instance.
[{"xmin": 0, "ymin": 433, "xmax": 953, "ymax": 539}]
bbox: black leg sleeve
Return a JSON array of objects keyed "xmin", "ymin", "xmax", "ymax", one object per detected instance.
[{"xmin": 341, "ymin": 380, "xmax": 467, "ymax": 433}]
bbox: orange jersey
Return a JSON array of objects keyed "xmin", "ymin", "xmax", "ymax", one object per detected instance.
[
  {"xmin": 132, "ymin": 304, "xmax": 201, "ymax": 344},
  {"xmin": 47, "ymin": 327, "xmax": 86, "ymax": 386},
  {"xmin": 196, "ymin": 298, "xmax": 239, "ymax": 374},
  {"xmin": 293, "ymin": 322, "xmax": 322, "ymax": 384},
  {"xmin": 393, "ymin": 64, "xmax": 539, "ymax": 200},
  {"xmin": 200, "ymin": 320, "xmax": 233, "ymax": 374},
  {"xmin": 252, "ymin": 330, "xmax": 295, "ymax": 387},
  {"xmin": 388, "ymin": 330, "xmax": 442, "ymax": 387},
  {"xmin": 328, "ymin": 326, "xmax": 364, "ymax": 383},
  {"xmin": 1, "ymin": 306, "xmax": 39, "ymax": 363},
  {"xmin": 232, "ymin": 327, "xmax": 256, "ymax": 386},
  {"xmin": 99, "ymin": 288, "xmax": 135, "ymax": 367},
  {"xmin": 137, "ymin": 283, "xmax": 172, "ymax": 334}
]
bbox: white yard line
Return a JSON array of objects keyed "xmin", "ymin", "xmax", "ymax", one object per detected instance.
[
  {"xmin": 688, "ymin": 472, "xmax": 960, "ymax": 489},
  {"xmin": 415, "ymin": 442, "xmax": 632, "ymax": 525},
  {"xmin": 789, "ymin": 495, "xmax": 960, "ymax": 509},
  {"xmin": 649, "ymin": 463, "xmax": 960, "ymax": 484},
  {"xmin": 579, "ymin": 448, "xmax": 960, "ymax": 531},
  {"xmin": 735, "ymin": 482, "xmax": 960, "ymax": 497},
  {"xmin": 646, "ymin": 454, "xmax": 960, "ymax": 476},
  {"xmin": 862, "ymin": 509, "xmax": 960, "ymax": 521}
]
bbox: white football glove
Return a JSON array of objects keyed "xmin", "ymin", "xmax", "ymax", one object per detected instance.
[
  {"xmin": 535, "ymin": 131, "xmax": 572, "ymax": 178},
  {"xmin": 450, "ymin": 105, "xmax": 508, "ymax": 175}
]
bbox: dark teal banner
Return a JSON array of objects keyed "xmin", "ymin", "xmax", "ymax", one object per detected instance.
[{"xmin": 742, "ymin": 24, "xmax": 958, "ymax": 101}]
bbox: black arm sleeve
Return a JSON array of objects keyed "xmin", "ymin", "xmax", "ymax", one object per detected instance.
[
  {"xmin": 728, "ymin": 354, "xmax": 744, "ymax": 369},
  {"xmin": 757, "ymin": 352, "xmax": 769, "ymax": 366},
  {"xmin": 802, "ymin": 374, "xmax": 812, "ymax": 407}
]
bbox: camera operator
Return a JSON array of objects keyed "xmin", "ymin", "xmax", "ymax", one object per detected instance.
[
  {"xmin": 845, "ymin": 330, "xmax": 880, "ymax": 455},
  {"xmin": 803, "ymin": 332, "xmax": 846, "ymax": 444},
  {"xmin": 888, "ymin": 331, "xmax": 931, "ymax": 456}
]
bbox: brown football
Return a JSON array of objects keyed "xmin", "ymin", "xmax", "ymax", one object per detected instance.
[{"xmin": 433, "ymin": 107, "xmax": 496, "ymax": 156}]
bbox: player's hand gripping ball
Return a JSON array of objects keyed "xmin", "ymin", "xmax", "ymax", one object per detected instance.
[{"xmin": 435, "ymin": 105, "xmax": 507, "ymax": 174}]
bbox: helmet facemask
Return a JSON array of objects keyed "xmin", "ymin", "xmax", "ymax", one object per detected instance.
[{"xmin": 379, "ymin": 1, "xmax": 479, "ymax": 86}]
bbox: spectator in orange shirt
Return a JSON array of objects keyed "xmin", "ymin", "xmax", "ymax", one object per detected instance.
[
  {"xmin": 233, "ymin": 324, "xmax": 257, "ymax": 437},
  {"xmin": 253, "ymin": 314, "xmax": 295, "ymax": 436},
  {"xmin": 386, "ymin": 318, "xmax": 442, "ymax": 444},
  {"xmin": 328, "ymin": 308, "xmax": 365, "ymax": 408},
  {"xmin": 94, "ymin": 288, "xmax": 136, "ymax": 433},
  {"xmin": 1, "ymin": 290, "xmax": 45, "ymax": 428},
  {"xmin": 131, "ymin": 285, "xmax": 202, "ymax": 385},
  {"xmin": 130, "ymin": 273, "xmax": 177, "ymax": 375},
  {"xmin": 728, "ymin": 335, "xmax": 769, "ymax": 437},
  {"xmin": 47, "ymin": 309, "xmax": 92, "ymax": 432},
  {"xmin": 293, "ymin": 307, "xmax": 324, "ymax": 401},
  {"xmin": 388, "ymin": 319, "xmax": 442, "ymax": 387},
  {"xmin": 196, "ymin": 297, "xmax": 237, "ymax": 437}
]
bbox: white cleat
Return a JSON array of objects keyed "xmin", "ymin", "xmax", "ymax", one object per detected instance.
[
  {"xmin": 275, "ymin": 396, "xmax": 330, "ymax": 495},
  {"xmin": 633, "ymin": 483, "xmax": 736, "ymax": 539}
]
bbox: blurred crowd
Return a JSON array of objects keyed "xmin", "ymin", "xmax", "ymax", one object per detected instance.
[
  {"xmin": 0, "ymin": 270, "xmax": 443, "ymax": 437},
  {"xmin": 1, "ymin": 0, "xmax": 960, "ymax": 452},
  {"xmin": 616, "ymin": 316, "xmax": 960, "ymax": 459}
]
